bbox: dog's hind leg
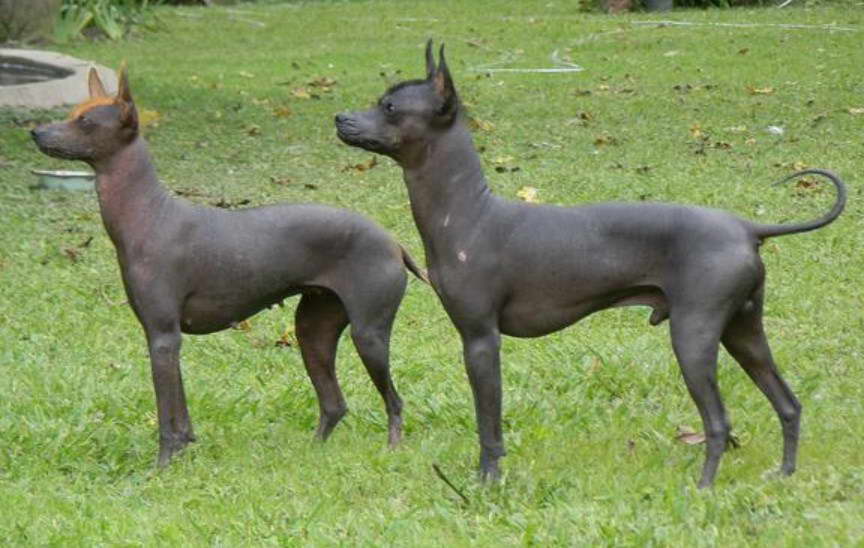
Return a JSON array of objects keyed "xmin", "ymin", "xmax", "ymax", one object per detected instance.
[
  {"xmin": 721, "ymin": 292, "xmax": 801, "ymax": 478},
  {"xmin": 349, "ymin": 317, "xmax": 404, "ymax": 447},
  {"xmin": 669, "ymin": 308, "xmax": 735, "ymax": 488},
  {"xmin": 336, "ymin": 283, "xmax": 404, "ymax": 448},
  {"xmin": 295, "ymin": 290, "xmax": 350, "ymax": 441}
]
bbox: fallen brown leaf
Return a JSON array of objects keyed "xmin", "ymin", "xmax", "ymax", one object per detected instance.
[
  {"xmin": 468, "ymin": 117, "xmax": 495, "ymax": 132},
  {"xmin": 342, "ymin": 156, "xmax": 378, "ymax": 173},
  {"xmin": 689, "ymin": 123, "xmax": 703, "ymax": 139},
  {"xmin": 516, "ymin": 186, "xmax": 539, "ymax": 203},
  {"xmin": 309, "ymin": 76, "xmax": 337, "ymax": 88},
  {"xmin": 213, "ymin": 198, "xmax": 251, "ymax": 209},
  {"xmin": 270, "ymin": 176, "xmax": 293, "ymax": 186},
  {"xmin": 794, "ymin": 177, "xmax": 824, "ymax": 194},
  {"xmin": 675, "ymin": 426, "xmax": 706, "ymax": 445},
  {"xmin": 233, "ymin": 319, "xmax": 253, "ymax": 332},
  {"xmin": 138, "ymin": 108, "xmax": 162, "ymax": 128},
  {"xmin": 275, "ymin": 326, "xmax": 296, "ymax": 348},
  {"xmin": 63, "ymin": 247, "xmax": 80, "ymax": 263},
  {"xmin": 291, "ymin": 87, "xmax": 312, "ymax": 100},
  {"xmin": 746, "ymin": 86, "xmax": 775, "ymax": 95},
  {"xmin": 594, "ymin": 134, "xmax": 619, "ymax": 146},
  {"xmin": 272, "ymin": 106, "xmax": 293, "ymax": 118}
]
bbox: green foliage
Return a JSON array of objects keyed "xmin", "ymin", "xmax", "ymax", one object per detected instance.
[
  {"xmin": 1, "ymin": 0, "xmax": 863, "ymax": 544},
  {"xmin": 55, "ymin": 0, "xmax": 160, "ymax": 42}
]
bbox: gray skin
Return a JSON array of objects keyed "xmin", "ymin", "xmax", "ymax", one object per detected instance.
[
  {"xmin": 32, "ymin": 67, "xmax": 426, "ymax": 467},
  {"xmin": 335, "ymin": 40, "xmax": 847, "ymax": 488}
]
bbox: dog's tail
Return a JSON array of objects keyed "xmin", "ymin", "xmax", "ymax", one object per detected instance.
[
  {"xmin": 401, "ymin": 245, "xmax": 430, "ymax": 284},
  {"xmin": 751, "ymin": 169, "xmax": 846, "ymax": 239}
]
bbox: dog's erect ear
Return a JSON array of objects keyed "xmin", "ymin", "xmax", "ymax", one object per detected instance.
[
  {"xmin": 433, "ymin": 44, "xmax": 457, "ymax": 116},
  {"xmin": 114, "ymin": 63, "xmax": 138, "ymax": 130},
  {"xmin": 116, "ymin": 62, "xmax": 134, "ymax": 105},
  {"xmin": 425, "ymin": 38, "xmax": 436, "ymax": 80},
  {"xmin": 88, "ymin": 67, "xmax": 108, "ymax": 98}
]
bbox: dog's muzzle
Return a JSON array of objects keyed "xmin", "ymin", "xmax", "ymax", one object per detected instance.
[{"xmin": 334, "ymin": 113, "xmax": 389, "ymax": 153}]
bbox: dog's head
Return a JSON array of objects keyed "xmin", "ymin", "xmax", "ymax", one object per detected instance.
[
  {"xmin": 335, "ymin": 39, "xmax": 459, "ymax": 165},
  {"xmin": 31, "ymin": 64, "xmax": 139, "ymax": 164}
]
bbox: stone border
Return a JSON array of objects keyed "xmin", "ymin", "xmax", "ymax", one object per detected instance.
[{"xmin": 0, "ymin": 48, "xmax": 116, "ymax": 109}]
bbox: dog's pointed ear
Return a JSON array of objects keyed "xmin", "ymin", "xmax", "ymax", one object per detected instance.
[
  {"xmin": 88, "ymin": 67, "xmax": 108, "ymax": 98},
  {"xmin": 114, "ymin": 63, "xmax": 139, "ymax": 130},
  {"xmin": 425, "ymin": 38, "xmax": 436, "ymax": 80},
  {"xmin": 116, "ymin": 62, "xmax": 133, "ymax": 105},
  {"xmin": 433, "ymin": 44, "xmax": 457, "ymax": 116}
]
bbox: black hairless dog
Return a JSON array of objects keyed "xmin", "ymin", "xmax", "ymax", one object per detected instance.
[
  {"xmin": 335, "ymin": 40, "xmax": 846, "ymax": 488},
  {"xmin": 32, "ymin": 66, "xmax": 426, "ymax": 466}
]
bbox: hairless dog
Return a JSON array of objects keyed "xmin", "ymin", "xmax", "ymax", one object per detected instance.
[
  {"xmin": 335, "ymin": 40, "xmax": 846, "ymax": 488},
  {"xmin": 32, "ymin": 65, "xmax": 426, "ymax": 467}
]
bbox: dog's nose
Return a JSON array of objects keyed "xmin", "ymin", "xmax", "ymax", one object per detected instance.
[
  {"xmin": 30, "ymin": 127, "xmax": 43, "ymax": 141},
  {"xmin": 334, "ymin": 113, "xmax": 348, "ymax": 125}
]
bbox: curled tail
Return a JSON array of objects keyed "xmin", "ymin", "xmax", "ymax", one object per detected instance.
[
  {"xmin": 752, "ymin": 168, "xmax": 846, "ymax": 239},
  {"xmin": 400, "ymin": 245, "xmax": 430, "ymax": 284}
]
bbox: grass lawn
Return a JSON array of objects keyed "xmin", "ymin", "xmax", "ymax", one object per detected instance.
[{"xmin": 1, "ymin": 0, "xmax": 862, "ymax": 544}]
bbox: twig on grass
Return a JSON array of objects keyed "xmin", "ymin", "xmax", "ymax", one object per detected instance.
[
  {"xmin": 470, "ymin": 48, "xmax": 585, "ymax": 74},
  {"xmin": 432, "ymin": 463, "xmax": 470, "ymax": 507},
  {"xmin": 633, "ymin": 20, "xmax": 858, "ymax": 31},
  {"xmin": 99, "ymin": 284, "xmax": 127, "ymax": 307}
]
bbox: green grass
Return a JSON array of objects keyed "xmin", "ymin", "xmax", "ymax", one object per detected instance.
[{"xmin": 1, "ymin": 0, "xmax": 863, "ymax": 544}]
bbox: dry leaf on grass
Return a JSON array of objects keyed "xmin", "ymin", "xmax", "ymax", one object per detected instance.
[
  {"xmin": 516, "ymin": 186, "xmax": 539, "ymax": 203},
  {"xmin": 233, "ymin": 319, "xmax": 253, "ymax": 332},
  {"xmin": 275, "ymin": 326, "xmax": 296, "ymax": 348},
  {"xmin": 213, "ymin": 198, "xmax": 251, "ymax": 209},
  {"xmin": 689, "ymin": 123, "xmax": 703, "ymax": 139},
  {"xmin": 272, "ymin": 106, "xmax": 293, "ymax": 118},
  {"xmin": 468, "ymin": 117, "xmax": 495, "ymax": 132},
  {"xmin": 139, "ymin": 108, "xmax": 161, "ymax": 128},
  {"xmin": 675, "ymin": 426, "xmax": 706, "ymax": 445},
  {"xmin": 270, "ymin": 176, "xmax": 293, "ymax": 186},
  {"xmin": 342, "ymin": 156, "xmax": 378, "ymax": 173},
  {"xmin": 594, "ymin": 134, "xmax": 619, "ymax": 146},
  {"xmin": 291, "ymin": 87, "xmax": 312, "ymax": 100},
  {"xmin": 308, "ymin": 76, "xmax": 337, "ymax": 94},
  {"xmin": 492, "ymin": 155, "xmax": 520, "ymax": 173},
  {"xmin": 746, "ymin": 86, "xmax": 775, "ymax": 95}
]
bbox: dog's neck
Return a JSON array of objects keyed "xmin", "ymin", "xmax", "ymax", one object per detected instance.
[
  {"xmin": 91, "ymin": 135, "xmax": 172, "ymax": 253},
  {"xmin": 401, "ymin": 122, "xmax": 496, "ymax": 261}
]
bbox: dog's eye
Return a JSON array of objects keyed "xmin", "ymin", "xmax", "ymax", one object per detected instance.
[
  {"xmin": 78, "ymin": 115, "xmax": 94, "ymax": 128},
  {"xmin": 385, "ymin": 102, "xmax": 396, "ymax": 113}
]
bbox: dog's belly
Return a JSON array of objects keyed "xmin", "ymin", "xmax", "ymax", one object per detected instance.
[
  {"xmin": 180, "ymin": 289, "xmax": 301, "ymax": 334},
  {"xmin": 498, "ymin": 286, "xmax": 667, "ymax": 338}
]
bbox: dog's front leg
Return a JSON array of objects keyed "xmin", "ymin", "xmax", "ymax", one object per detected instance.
[
  {"xmin": 145, "ymin": 327, "xmax": 195, "ymax": 467},
  {"xmin": 461, "ymin": 327, "xmax": 505, "ymax": 481}
]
